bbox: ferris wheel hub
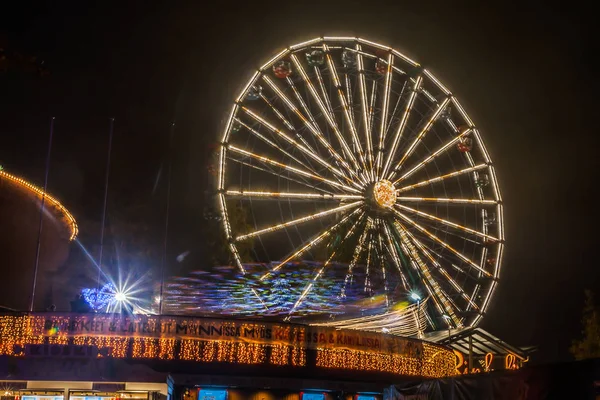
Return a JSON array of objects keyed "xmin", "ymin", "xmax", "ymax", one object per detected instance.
[{"xmin": 372, "ymin": 180, "xmax": 397, "ymax": 209}]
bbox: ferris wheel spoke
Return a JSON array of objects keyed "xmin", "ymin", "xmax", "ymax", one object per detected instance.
[
  {"xmin": 392, "ymin": 209, "xmax": 491, "ymax": 277},
  {"xmin": 396, "ymin": 203, "xmax": 499, "ymax": 242},
  {"xmin": 217, "ymin": 192, "xmax": 245, "ymax": 274},
  {"xmin": 261, "ymin": 75, "xmax": 342, "ymax": 171},
  {"xmin": 225, "ymin": 190, "xmax": 362, "ymax": 201},
  {"xmin": 394, "ymin": 222, "xmax": 462, "ymax": 327},
  {"xmin": 381, "ymin": 76, "xmax": 422, "ymax": 179},
  {"xmin": 228, "ymin": 145, "xmax": 361, "ymax": 193},
  {"xmin": 367, "ymin": 81, "xmax": 378, "ymax": 180},
  {"xmin": 324, "ymin": 44, "xmax": 368, "ymax": 173},
  {"xmin": 375, "ymin": 229, "xmax": 390, "ymax": 309},
  {"xmin": 257, "ymin": 92, "xmax": 323, "ymax": 173},
  {"xmin": 375, "ymin": 53, "xmax": 394, "ymax": 178},
  {"xmin": 284, "ymin": 78, "xmax": 356, "ymax": 180},
  {"xmin": 390, "ymin": 96, "xmax": 452, "ymax": 179},
  {"xmin": 396, "ymin": 164, "xmax": 488, "ymax": 193},
  {"xmin": 259, "ymin": 207, "xmax": 365, "ymax": 281},
  {"xmin": 289, "ymin": 55, "xmax": 362, "ymax": 180},
  {"xmin": 382, "ymin": 221, "xmax": 410, "ymax": 290},
  {"xmin": 397, "ymin": 196, "xmax": 497, "ymax": 205},
  {"xmin": 258, "ymin": 92, "xmax": 297, "ymax": 132},
  {"xmin": 356, "ymin": 44, "xmax": 375, "ymax": 179},
  {"xmin": 234, "ymin": 200, "xmax": 362, "ymax": 242},
  {"xmin": 341, "ymin": 218, "xmax": 373, "ymax": 299},
  {"xmin": 234, "ymin": 118, "xmax": 315, "ymax": 173},
  {"xmin": 287, "ymin": 211, "xmax": 365, "ymax": 317},
  {"xmin": 394, "ymin": 127, "xmax": 472, "ymax": 184},
  {"xmin": 399, "ymin": 226, "xmax": 480, "ymax": 311},
  {"xmin": 227, "ymin": 156, "xmax": 336, "ymax": 195},
  {"xmin": 241, "ymin": 106, "xmax": 349, "ymax": 181},
  {"xmin": 344, "ymin": 73, "xmax": 356, "ymax": 130},
  {"xmin": 314, "ymin": 64, "xmax": 362, "ymax": 174}
]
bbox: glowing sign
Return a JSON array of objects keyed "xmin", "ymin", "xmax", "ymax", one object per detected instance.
[
  {"xmin": 198, "ymin": 389, "xmax": 227, "ymax": 400},
  {"xmin": 302, "ymin": 394, "xmax": 325, "ymax": 400}
]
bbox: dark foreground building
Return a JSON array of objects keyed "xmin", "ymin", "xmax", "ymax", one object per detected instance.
[{"xmin": 1, "ymin": 312, "xmax": 591, "ymax": 399}]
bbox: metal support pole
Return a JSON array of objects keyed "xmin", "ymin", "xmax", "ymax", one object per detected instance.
[
  {"xmin": 30, "ymin": 117, "xmax": 55, "ymax": 312},
  {"xmin": 469, "ymin": 335, "xmax": 474, "ymax": 373},
  {"xmin": 97, "ymin": 118, "xmax": 114, "ymax": 289},
  {"xmin": 159, "ymin": 122, "xmax": 175, "ymax": 315}
]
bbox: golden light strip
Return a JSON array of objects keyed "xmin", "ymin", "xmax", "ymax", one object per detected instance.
[
  {"xmin": 314, "ymin": 64, "xmax": 362, "ymax": 175},
  {"xmin": 396, "ymin": 203, "xmax": 499, "ymax": 241},
  {"xmin": 341, "ymin": 218, "xmax": 373, "ymax": 298},
  {"xmin": 394, "ymin": 128, "xmax": 472, "ymax": 184},
  {"xmin": 402, "ymin": 227, "xmax": 480, "ymax": 310},
  {"xmin": 397, "ymin": 196, "xmax": 497, "ymax": 205},
  {"xmin": 288, "ymin": 212, "xmax": 365, "ymax": 316},
  {"xmin": 281, "ymin": 73, "xmax": 357, "ymax": 181},
  {"xmin": 375, "ymin": 225, "xmax": 390, "ymax": 308},
  {"xmin": 290, "ymin": 54, "xmax": 361, "ymax": 175},
  {"xmin": 396, "ymin": 164, "xmax": 488, "ymax": 193},
  {"xmin": 227, "ymin": 154, "xmax": 336, "ymax": 196},
  {"xmin": 381, "ymin": 76, "xmax": 423, "ymax": 179},
  {"xmin": 356, "ymin": 44, "xmax": 375, "ymax": 179},
  {"xmin": 324, "ymin": 44, "xmax": 367, "ymax": 173},
  {"xmin": 368, "ymin": 81, "xmax": 378, "ymax": 180},
  {"xmin": 375, "ymin": 53, "xmax": 394, "ymax": 178},
  {"xmin": 228, "ymin": 145, "xmax": 360, "ymax": 193},
  {"xmin": 235, "ymin": 201, "xmax": 361, "ymax": 242},
  {"xmin": 0, "ymin": 169, "xmax": 78, "ymax": 240},
  {"xmin": 260, "ymin": 207, "xmax": 364, "ymax": 281},
  {"xmin": 259, "ymin": 93, "xmax": 296, "ymax": 131},
  {"xmin": 241, "ymin": 106, "xmax": 348, "ymax": 180},
  {"xmin": 391, "ymin": 96, "xmax": 452, "ymax": 174},
  {"xmin": 382, "ymin": 222, "xmax": 410, "ymax": 290},
  {"xmin": 225, "ymin": 190, "xmax": 362, "ymax": 200},
  {"xmin": 423, "ymin": 68, "xmax": 451, "ymax": 95},
  {"xmin": 392, "ymin": 209, "xmax": 491, "ymax": 277},
  {"xmin": 262, "ymin": 75, "xmax": 340, "ymax": 164},
  {"xmin": 395, "ymin": 222, "xmax": 461, "ymax": 327},
  {"xmin": 234, "ymin": 118, "xmax": 313, "ymax": 172}
]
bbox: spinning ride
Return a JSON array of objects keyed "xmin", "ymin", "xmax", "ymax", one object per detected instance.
[{"xmin": 217, "ymin": 37, "xmax": 503, "ymax": 333}]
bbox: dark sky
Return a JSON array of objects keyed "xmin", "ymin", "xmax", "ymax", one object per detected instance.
[{"xmin": 1, "ymin": 1, "xmax": 598, "ymax": 364}]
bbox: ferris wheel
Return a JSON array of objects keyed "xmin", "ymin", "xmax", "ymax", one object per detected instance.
[{"xmin": 217, "ymin": 37, "xmax": 504, "ymax": 331}]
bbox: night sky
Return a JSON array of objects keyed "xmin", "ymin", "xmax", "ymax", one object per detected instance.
[{"xmin": 1, "ymin": 1, "xmax": 598, "ymax": 364}]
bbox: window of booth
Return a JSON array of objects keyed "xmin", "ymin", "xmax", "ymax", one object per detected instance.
[
  {"xmin": 197, "ymin": 389, "xmax": 226, "ymax": 400},
  {"xmin": 356, "ymin": 396, "xmax": 377, "ymax": 400},
  {"xmin": 22, "ymin": 396, "xmax": 63, "ymax": 400},
  {"xmin": 301, "ymin": 394, "xmax": 325, "ymax": 400},
  {"xmin": 20, "ymin": 390, "xmax": 64, "ymax": 400},
  {"xmin": 69, "ymin": 391, "xmax": 149, "ymax": 400}
]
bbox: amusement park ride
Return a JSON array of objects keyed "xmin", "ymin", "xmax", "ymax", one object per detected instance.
[{"xmin": 215, "ymin": 37, "xmax": 504, "ymax": 339}]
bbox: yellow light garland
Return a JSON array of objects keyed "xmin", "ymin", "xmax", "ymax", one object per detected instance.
[
  {"xmin": 0, "ymin": 314, "xmax": 457, "ymax": 377},
  {"xmin": 0, "ymin": 169, "xmax": 78, "ymax": 240}
]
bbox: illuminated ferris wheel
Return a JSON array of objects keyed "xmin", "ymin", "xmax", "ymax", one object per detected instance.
[{"xmin": 217, "ymin": 37, "xmax": 504, "ymax": 331}]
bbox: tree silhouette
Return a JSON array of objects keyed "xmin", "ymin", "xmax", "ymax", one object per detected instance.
[{"xmin": 570, "ymin": 290, "xmax": 600, "ymax": 360}]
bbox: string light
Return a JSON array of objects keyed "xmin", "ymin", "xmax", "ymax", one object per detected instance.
[
  {"xmin": 0, "ymin": 314, "xmax": 456, "ymax": 377},
  {"xmin": 0, "ymin": 169, "xmax": 78, "ymax": 240}
]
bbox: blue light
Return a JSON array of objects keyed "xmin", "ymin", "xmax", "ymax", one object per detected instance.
[
  {"xmin": 410, "ymin": 292, "xmax": 421, "ymax": 301},
  {"xmin": 198, "ymin": 389, "xmax": 227, "ymax": 400},
  {"xmin": 82, "ymin": 283, "xmax": 118, "ymax": 311},
  {"xmin": 302, "ymin": 394, "xmax": 325, "ymax": 400}
]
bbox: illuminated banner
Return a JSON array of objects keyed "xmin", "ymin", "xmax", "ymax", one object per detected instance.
[{"xmin": 31, "ymin": 313, "xmax": 423, "ymax": 356}]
